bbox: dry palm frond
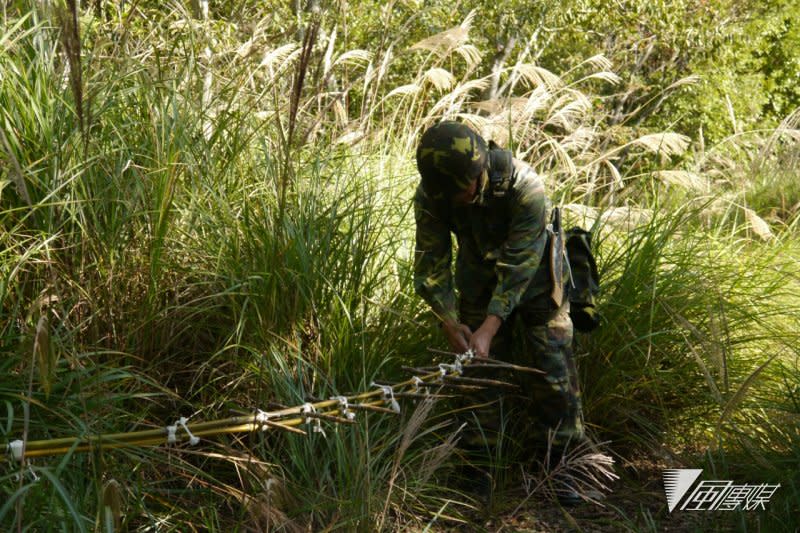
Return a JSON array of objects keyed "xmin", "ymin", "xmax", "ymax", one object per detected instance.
[
  {"xmin": 260, "ymin": 43, "xmax": 300, "ymax": 71},
  {"xmin": 601, "ymin": 206, "xmax": 654, "ymax": 229},
  {"xmin": 410, "ymin": 10, "xmax": 478, "ymax": 65},
  {"xmin": 335, "ymin": 129, "xmax": 366, "ymax": 146},
  {"xmin": 546, "ymin": 92, "xmax": 592, "ymax": 131},
  {"xmin": 410, "ymin": 27, "xmax": 468, "ymax": 56},
  {"xmin": 471, "ymin": 99, "xmax": 504, "ymax": 114},
  {"xmin": 244, "ymin": 481, "xmax": 303, "ymax": 533},
  {"xmin": 447, "ymin": 77, "xmax": 491, "ymax": 101},
  {"xmin": 580, "ymin": 54, "xmax": 614, "ymax": 72},
  {"xmin": 632, "ymin": 132, "xmax": 691, "ymax": 157},
  {"xmin": 417, "ymin": 423, "xmax": 462, "ymax": 486},
  {"xmin": 322, "ymin": 25, "xmax": 337, "ymax": 77},
  {"xmin": 385, "ymin": 83, "xmax": 421, "ymax": 98},
  {"xmin": 453, "ymin": 112, "xmax": 490, "ymax": 133},
  {"xmin": 563, "ymin": 204, "xmax": 600, "ymax": 227},
  {"xmin": 580, "ymin": 71, "xmax": 622, "ymax": 86},
  {"xmin": 332, "ymin": 49, "xmax": 372, "ymax": 69},
  {"xmin": 376, "ymin": 46, "xmax": 394, "ymax": 84},
  {"xmin": 516, "ymin": 437, "xmax": 618, "ymax": 511},
  {"xmin": 515, "ymin": 63, "xmax": 563, "ymax": 91},
  {"xmin": 427, "ymin": 79, "xmax": 490, "ymax": 117},
  {"xmin": 524, "ymin": 88, "xmax": 552, "ymax": 115},
  {"xmin": 744, "ymin": 207, "xmax": 773, "ymax": 241},
  {"xmin": 665, "ymin": 75, "xmax": 701, "ymax": 91},
  {"xmin": 454, "ymin": 44, "xmax": 482, "ymax": 70},
  {"xmin": 333, "ymin": 99, "xmax": 347, "ymax": 126},
  {"xmin": 422, "ymin": 67, "xmax": 455, "ymax": 92},
  {"xmin": 396, "ymin": 398, "xmax": 437, "ymax": 460},
  {"xmin": 604, "ymin": 160, "xmax": 624, "ymax": 191},
  {"xmin": 533, "ymin": 137, "xmax": 578, "ymax": 176},
  {"xmin": 759, "ymin": 107, "xmax": 800, "ymax": 160},
  {"xmin": 560, "ymin": 127, "xmax": 597, "ymax": 153},
  {"xmin": 655, "ymin": 170, "xmax": 710, "ymax": 193}
]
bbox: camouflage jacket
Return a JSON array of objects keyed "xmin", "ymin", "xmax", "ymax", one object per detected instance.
[{"xmin": 414, "ymin": 159, "xmax": 551, "ymax": 324}]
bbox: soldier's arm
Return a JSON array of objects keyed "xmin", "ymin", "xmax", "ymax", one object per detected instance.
[
  {"xmin": 486, "ymin": 165, "xmax": 549, "ymax": 321},
  {"xmin": 413, "ymin": 185, "xmax": 458, "ymax": 324}
]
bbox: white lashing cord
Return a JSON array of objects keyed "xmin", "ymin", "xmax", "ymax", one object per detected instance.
[
  {"xmin": 438, "ymin": 361, "xmax": 462, "ymax": 378},
  {"xmin": 371, "ymin": 382, "xmax": 400, "ymax": 413},
  {"xmin": 166, "ymin": 417, "xmax": 200, "ymax": 445},
  {"xmin": 302, "ymin": 403, "xmax": 326, "ymax": 437},
  {"xmin": 412, "ymin": 376, "xmax": 426, "ymax": 394},
  {"xmin": 437, "ymin": 349, "xmax": 472, "ymax": 381},
  {"xmin": 256, "ymin": 410, "xmax": 272, "ymax": 431},
  {"xmin": 331, "ymin": 396, "xmax": 356, "ymax": 420},
  {"xmin": 8, "ymin": 439, "xmax": 24, "ymax": 461},
  {"xmin": 457, "ymin": 349, "xmax": 475, "ymax": 365}
]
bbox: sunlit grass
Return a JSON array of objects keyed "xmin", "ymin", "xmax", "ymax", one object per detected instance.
[{"xmin": 1, "ymin": 2, "xmax": 798, "ymax": 531}]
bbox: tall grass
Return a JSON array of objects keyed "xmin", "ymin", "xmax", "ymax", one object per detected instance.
[{"xmin": 1, "ymin": 2, "xmax": 799, "ymax": 530}]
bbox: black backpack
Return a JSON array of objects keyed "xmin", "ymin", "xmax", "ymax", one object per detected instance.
[{"xmin": 565, "ymin": 228, "xmax": 601, "ymax": 332}]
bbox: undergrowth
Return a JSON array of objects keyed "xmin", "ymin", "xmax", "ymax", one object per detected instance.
[{"xmin": 1, "ymin": 2, "xmax": 798, "ymax": 531}]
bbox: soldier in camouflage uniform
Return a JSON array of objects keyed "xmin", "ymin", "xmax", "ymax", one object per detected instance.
[{"xmin": 413, "ymin": 121, "xmax": 585, "ymax": 500}]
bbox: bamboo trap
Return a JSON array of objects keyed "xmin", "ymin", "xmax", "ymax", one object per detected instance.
[{"xmin": 5, "ymin": 349, "xmax": 490, "ymax": 461}]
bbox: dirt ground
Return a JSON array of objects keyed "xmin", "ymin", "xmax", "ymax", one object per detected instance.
[{"xmin": 451, "ymin": 457, "xmax": 742, "ymax": 533}]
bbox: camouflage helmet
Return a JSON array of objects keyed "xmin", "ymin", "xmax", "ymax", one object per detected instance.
[{"xmin": 416, "ymin": 121, "xmax": 488, "ymax": 197}]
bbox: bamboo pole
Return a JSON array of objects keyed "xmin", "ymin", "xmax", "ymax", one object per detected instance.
[{"xmin": 7, "ymin": 349, "xmax": 520, "ymax": 460}]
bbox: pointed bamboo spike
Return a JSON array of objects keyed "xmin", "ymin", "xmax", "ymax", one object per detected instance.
[
  {"xmin": 401, "ymin": 365, "xmax": 432, "ymax": 375},
  {"xmin": 393, "ymin": 392, "xmax": 454, "ymax": 399},
  {"xmin": 413, "ymin": 382, "xmax": 486, "ymax": 392},
  {"xmin": 348, "ymin": 403, "xmax": 399, "ymax": 414},
  {"xmin": 370, "ymin": 379, "xmax": 398, "ymax": 387},
  {"xmin": 261, "ymin": 420, "xmax": 308, "ymax": 435},
  {"xmin": 426, "ymin": 348, "xmax": 459, "ymax": 357},
  {"xmin": 443, "ymin": 375, "xmax": 519, "ymax": 389},
  {"xmin": 301, "ymin": 411, "xmax": 356, "ymax": 425},
  {"xmin": 469, "ymin": 359, "xmax": 545, "ymax": 374},
  {"xmin": 422, "ymin": 349, "xmax": 544, "ymax": 374}
]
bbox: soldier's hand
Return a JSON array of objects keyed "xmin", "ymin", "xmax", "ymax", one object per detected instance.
[
  {"xmin": 469, "ymin": 315, "xmax": 502, "ymax": 357},
  {"xmin": 442, "ymin": 321, "xmax": 472, "ymax": 353}
]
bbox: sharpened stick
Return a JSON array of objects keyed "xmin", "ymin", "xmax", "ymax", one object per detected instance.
[
  {"xmin": 443, "ymin": 375, "xmax": 519, "ymax": 389},
  {"xmin": 301, "ymin": 411, "xmax": 356, "ymax": 425},
  {"xmin": 348, "ymin": 403, "xmax": 399, "ymax": 414},
  {"xmin": 414, "ymin": 382, "xmax": 485, "ymax": 392}
]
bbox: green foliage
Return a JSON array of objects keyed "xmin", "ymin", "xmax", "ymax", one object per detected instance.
[{"xmin": 1, "ymin": 0, "xmax": 798, "ymax": 530}]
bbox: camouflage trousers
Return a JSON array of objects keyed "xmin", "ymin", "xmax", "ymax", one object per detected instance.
[{"xmin": 458, "ymin": 296, "xmax": 585, "ymax": 457}]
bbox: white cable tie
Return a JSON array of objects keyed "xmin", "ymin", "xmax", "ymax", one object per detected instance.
[
  {"xmin": 371, "ymin": 382, "xmax": 400, "ymax": 413},
  {"xmin": 457, "ymin": 349, "xmax": 475, "ymax": 365},
  {"xmin": 12, "ymin": 464, "xmax": 39, "ymax": 483},
  {"xmin": 331, "ymin": 396, "xmax": 355, "ymax": 421},
  {"xmin": 166, "ymin": 424, "xmax": 178, "ymax": 444},
  {"xmin": 439, "ymin": 362, "xmax": 462, "ymax": 377},
  {"xmin": 177, "ymin": 417, "xmax": 200, "ymax": 446},
  {"xmin": 8, "ymin": 440, "xmax": 24, "ymax": 461},
  {"xmin": 301, "ymin": 403, "xmax": 316, "ymax": 425},
  {"xmin": 301, "ymin": 403, "xmax": 326, "ymax": 437},
  {"xmin": 256, "ymin": 410, "xmax": 272, "ymax": 431},
  {"xmin": 313, "ymin": 423, "xmax": 327, "ymax": 438}
]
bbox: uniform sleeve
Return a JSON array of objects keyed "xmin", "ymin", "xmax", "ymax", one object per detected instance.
[
  {"xmin": 413, "ymin": 186, "xmax": 459, "ymax": 323},
  {"xmin": 486, "ymin": 166, "xmax": 549, "ymax": 321}
]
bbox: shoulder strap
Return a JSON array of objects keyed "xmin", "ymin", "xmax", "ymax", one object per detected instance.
[{"xmin": 487, "ymin": 141, "xmax": 515, "ymax": 199}]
